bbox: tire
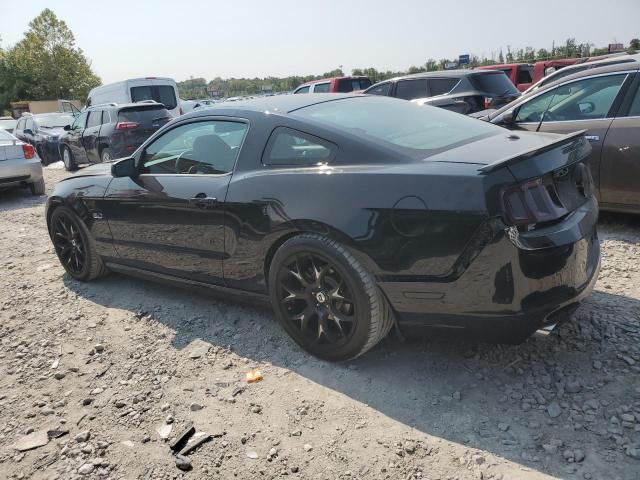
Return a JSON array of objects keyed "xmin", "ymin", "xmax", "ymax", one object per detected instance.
[
  {"xmin": 49, "ymin": 206, "xmax": 109, "ymax": 281},
  {"xmin": 100, "ymin": 147, "xmax": 113, "ymax": 163},
  {"xmin": 62, "ymin": 146, "xmax": 77, "ymax": 172},
  {"xmin": 36, "ymin": 146, "xmax": 48, "ymax": 165},
  {"xmin": 268, "ymin": 233, "xmax": 394, "ymax": 361},
  {"xmin": 29, "ymin": 177, "xmax": 45, "ymax": 196}
]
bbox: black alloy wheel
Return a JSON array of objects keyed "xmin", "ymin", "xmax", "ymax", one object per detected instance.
[
  {"xmin": 49, "ymin": 207, "xmax": 109, "ymax": 281},
  {"xmin": 52, "ymin": 212, "xmax": 86, "ymax": 275},
  {"xmin": 269, "ymin": 234, "xmax": 393, "ymax": 361},
  {"xmin": 276, "ymin": 253, "xmax": 357, "ymax": 347}
]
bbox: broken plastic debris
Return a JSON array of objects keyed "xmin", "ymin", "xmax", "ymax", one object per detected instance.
[{"xmin": 245, "ymin": 370, "xmax": 263, "ymax": 383}]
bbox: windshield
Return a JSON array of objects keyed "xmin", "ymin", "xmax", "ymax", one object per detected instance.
[
  {"xmin": 292, "ymin": 96, "xmax": 502, "ymax": 158},
  {"xmin": 37, "ymin": 114, "xmax": 75, "ymax": 128},
  {"xmin": 118, "ymin": 106, "xmax": 172, "ymax": 126},
  {"xmin": 470, "ymin": 72, "xmax": 519, "ymax": 96}
]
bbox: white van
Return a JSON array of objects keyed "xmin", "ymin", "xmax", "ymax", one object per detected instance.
[{"xmin": 86, "ymin": 77, "xmax": 182, "ymax": 117}]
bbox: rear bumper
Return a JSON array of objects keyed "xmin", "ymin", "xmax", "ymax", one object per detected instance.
[
  {"xmin": 0, "ymin": 158, "xmax": 43, "ymax": 188},
  {"xmin": 380, "ymin": 197, "xmax": 600, "ymax": 339}
]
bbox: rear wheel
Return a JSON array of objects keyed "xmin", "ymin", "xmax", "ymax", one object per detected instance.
[
  {"xmin": 100, "ymin": 147, "xmax": 113, "ymax": 163},
  {"xmin": 62, "ymin": 146, "xmax": 77, "ymax": 171},
  {"xmin": 49, "ymin": 207, "xmax": 108, "ymax": 281},
  {"xmin": 269, "ymin": 234, "xmax": 393, "ymax": 361},
  {"xmin": 29, "ymin": 178, "xmax": 45, "ymax": 196}
]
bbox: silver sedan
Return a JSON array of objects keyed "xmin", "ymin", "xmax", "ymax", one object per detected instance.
[{"xmin": 0, "ymin": 129, "xmax": 45, "ymax": 195}]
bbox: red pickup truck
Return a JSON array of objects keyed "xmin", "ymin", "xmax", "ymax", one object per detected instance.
[
  {"xmin": 476, "ymin": 59, "xmax": 581, "ymax": 92},
  {"xmin": 293, "ymin": 76, "xmax": 372, "ymax": 94}
]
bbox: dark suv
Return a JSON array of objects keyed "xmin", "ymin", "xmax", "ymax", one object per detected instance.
[
  {"xmin": 58, "ymin": 102, "xmax": 172, "ymax": 171},
  {"xmin": 363, "ymin": 70, "xmax": 520, "ymax": 115}
]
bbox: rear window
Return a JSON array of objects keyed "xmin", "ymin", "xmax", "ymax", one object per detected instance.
[
  {"xmin": 0, "ymin": 119, "xmax": 17, "ymax": 130},
  {"xmin": 130, "ymin": 85, "xmax": 178, "ymax": 110},
  {"xmin": 337, "ymin": 78, "xmax": 372, "ymax": 93},
  {"xmin": 293, "ymin": 96, "xmax": 501, "ymax": 159},
  {"xmin": 470, "ymin": 73, "xmax": 519, "ymax": 96},
  {"xmin": 118, "ymin": 107, "xmax": 172, "ymax": 126}
]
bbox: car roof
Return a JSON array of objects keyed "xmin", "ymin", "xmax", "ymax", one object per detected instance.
[
  {"xmin": 183, "ymin": 93, "xmax": 361, "ymax": 118},
  {"xmin": 29, "ymin": 112, "xmax": 75, "ymax": 119},
  {"xmin": 382, "ymin": 69, "xmax": 504, "ymax": 83},
  {"xmin": 88, "ymin": 102, "xmax": 168, "ymax": 111}
]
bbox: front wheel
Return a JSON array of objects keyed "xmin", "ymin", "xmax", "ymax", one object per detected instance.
[
  {"xmin": 268, "ymin": 234, "xmax": 393, "ymax": 361},
  {"xmin": 49, "ymin": 207, "xmax": 108, "ymax": 281}
]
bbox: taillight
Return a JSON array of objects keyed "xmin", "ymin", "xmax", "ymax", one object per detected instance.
[
  {"xmin": 484, "ymin": 97, "xmax": 493, "ymax": 109},
  {"xmin": 501, "ymin": 174, "xmax": 567, "ymax": 226},
  {"xmin": 115, "ymin": 121, "xmax": 139, "ymax": 130},
  {"xmin": 22, "ymin": 144, "xmax": 35, "ymax": 159}
]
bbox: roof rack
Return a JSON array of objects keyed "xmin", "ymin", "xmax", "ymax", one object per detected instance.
[{"xmin": 88, "ymin": 102, "xmax": 118, "ymax": 109}]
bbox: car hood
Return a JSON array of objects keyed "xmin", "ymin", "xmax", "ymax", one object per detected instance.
[
  {"xmin": 39, "ymin": 127, "xmax": 66, "ymax": 138},
  {"xmin": 426, "ymin": 129, "xmax": 575, "ymax": 167},
  {"xmin": 71, "ymin": 161, "xmax": 115, "ymax": 178}
]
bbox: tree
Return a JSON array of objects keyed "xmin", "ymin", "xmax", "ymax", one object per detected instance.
[
  {"xmin": 0, "ymin": 9, "xmax": 100, "ymax": 108},
  {"xmin": 628, "ymin": 38, "xmax": 640, "ymax": 52}
]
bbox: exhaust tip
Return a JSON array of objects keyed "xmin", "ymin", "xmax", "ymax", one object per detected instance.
[{"xmin": 535, "ymin": 324, "xmax": 557, "ymax": 337}]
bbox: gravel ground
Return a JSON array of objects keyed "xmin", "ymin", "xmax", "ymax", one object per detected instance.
[{"xmin": 0, "ymin": 164, "xmax": 639, "ymax": 480}]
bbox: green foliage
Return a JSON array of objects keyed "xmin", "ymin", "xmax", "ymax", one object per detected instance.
[{"xmin": 0, "ymin": 9, "xmax": 100, "ymax": 109}]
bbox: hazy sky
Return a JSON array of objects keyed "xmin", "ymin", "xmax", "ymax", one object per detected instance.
[{"xmin": 2, "ymin": 0, "xmax": 639, "ymax": 84}]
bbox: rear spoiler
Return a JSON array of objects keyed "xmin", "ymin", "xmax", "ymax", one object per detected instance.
[{"xmin": 478, "ymin": 130, "xmax": 587, "ymax": 173}]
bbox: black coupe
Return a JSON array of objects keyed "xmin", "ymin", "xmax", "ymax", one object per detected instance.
[{"xmin": 46, "ymin": 94, "xmax": 600, "ymax": 361}]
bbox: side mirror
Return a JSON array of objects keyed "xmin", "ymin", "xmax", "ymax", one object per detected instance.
[
  {"xmin": 497, "ymin": 110, "xmax": 515, "ymax": 125},
  {"xmin": 64, "ymin": 124, "xmax": 71, "ymax": 131},
  {"xmin": 111, "ymin": 157, "xmax": 136, "ymax": 177},
  {"xmin": 23, "ymin": 128, "xmax": 33, "ymax": 135}
]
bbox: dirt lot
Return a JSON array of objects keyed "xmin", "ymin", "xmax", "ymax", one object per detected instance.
[{"xmin": 1, "ymin": 165, "xmax": 639, "ymax": 480}]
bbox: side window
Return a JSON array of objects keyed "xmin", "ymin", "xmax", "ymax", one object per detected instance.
[
  {"xmin": 395, "ymin": 79, "xmax": 428, "ymax": 100},
  {"xmin": 294, "ymin": 86, "xmax": 310, "ymax": 94},
  {"xmin": 72, "ymin": 112, "xmax": 88, "ymax": 130},
  {"xmin": 86, "ymin": 111, "xmax": 102, "ymax": 128},
  {"xmin": 313, "ymin": 83, "xmax": 330, "ymax": 93},
  {"xmin": 16, "ymin": 118, "xmax": 26, "ymax": 131},
  {"xmin": 517, "ymin": 67, "xmax": 533, "ymax": 84},
  {"xmin": 627, "ymin": 84, "xmax": 640, "ymax": 117},
  {"xmin": 263, "ymin": 127, "xmax": 336, "ymax": 166},
  {"xmin": 366, "ymin": 82, "xmax": 391, "ymax": 96},
  {"xmin": 102, "ymin": 110, "xmax": 111, "ymax": 125},
  {"xmin": 141, "ymin": 120, "xmax": 248, "ymax": 175},
  {"xmin": 25, "ymin": 118, "xmax": 34, "ymax": 130},
  {"xmin": 516, "ymin": 74, "xmax": 627, "ymax": 123},
  {"xmin": 428, "ymin": 78, "xmax": 459, "ymax": 96}
]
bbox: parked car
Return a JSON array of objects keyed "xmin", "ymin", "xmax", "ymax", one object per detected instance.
[
  {"xmin": 473, "ymin": 61, "xmax": 640, "ymax": 214},
  {"xmin": 524, "ymin": 53, "xmax": 640, "ymax": 93},
  {"xmin": 46, "ymin": 94, "xmax": 599, "ymax": 361},
  {"xmin": 58, "ymin": 102, "xmax": 172, "ymax": 171},
  {"xmin": 13, "ymin": 112, "xmax": 75, "ymax": 165},
  {"xmin": 293, "ymin": 76, "xmax": 372, "ymax": 94},
  {"xmin": 364, "ymin": 70, "xmax": 520, "ymax": 114},
  {"xmin": 87, "ymin": 77, "xmax": 182, "ymax": 117},
  {"xmin": 475, "ymin": 63, "xmax": 535, "ymax": 91},
  {"xmin": 0, "ymin": 129, "xmax": 45, "ymax": 195},
  {"xmin": 0, "ymin": 117, "xmax": 18, "ymax": 133}
]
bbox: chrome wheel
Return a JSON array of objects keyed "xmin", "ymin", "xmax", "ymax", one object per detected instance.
[
  {"xmin": 276, "ymin": 253, "xmax": 356, "ymax": 346},
  {"xmin": 101, "ymin": 150, "xmax": 112, "ymax": 162},
  {"xmin": 52, "ymin": 213, "xmax": 85, "ymax": 275}
]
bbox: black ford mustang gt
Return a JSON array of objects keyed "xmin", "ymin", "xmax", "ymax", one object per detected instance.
[{"xmin": 46, "ymin": 94, "xmax": 600, "ymax": 361}]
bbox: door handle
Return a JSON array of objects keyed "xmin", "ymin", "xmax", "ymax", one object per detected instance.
[
  {"xmin": 585, "ymin": 135, "xmax": 600, "ymax": 142},
  {"xmin": 189, "ymin": 196, "xmax": 217, "ymax": 207}
]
